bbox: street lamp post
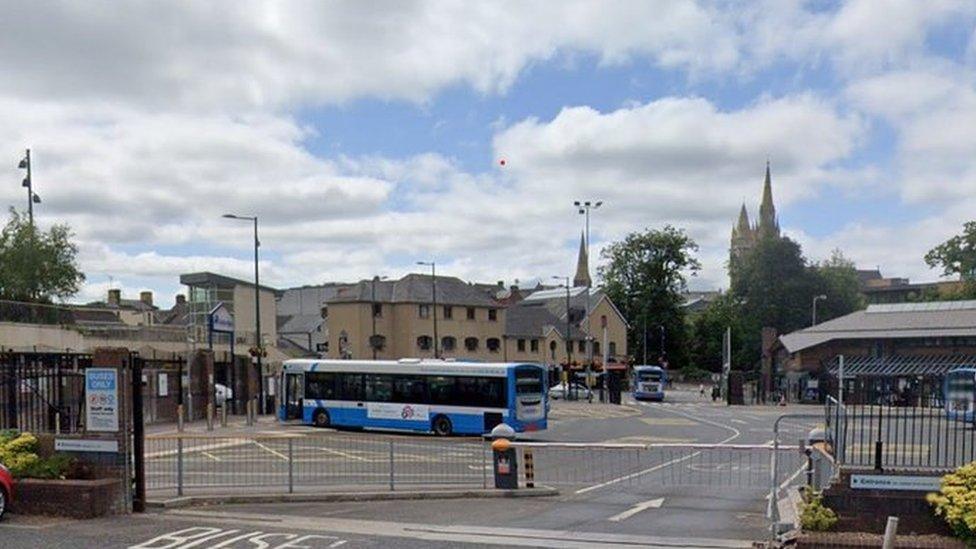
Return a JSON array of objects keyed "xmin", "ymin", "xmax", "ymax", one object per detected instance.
[
  {"xmin": 417, "ymin": 261, "xmax": 438, "ymax": 359},
  {"xmin": 371, "ymin": 275, "xmax": 388, "ymax": 359},
  {"xmin": 223, "ymin": 214, "xmax": 263, "ymax": 413},
  {"xmin": 574, "ymin": 199, "xmax": 602, "ymax": 400},
  {"xmin": 812, "ymin": 294, "xmax": 827, "ymax": 326},
  {"xmin": 17, "ymin": 149, "xmax": 41, "ymax": 226}
]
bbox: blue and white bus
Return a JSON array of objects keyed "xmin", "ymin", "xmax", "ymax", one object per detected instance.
[
  {"xmin": 279, "ymin": 359, "xmax": 547, "ymax": 436},
  {"xmin": 632, "ymin": 365, "xmax": 667, "ymax": 401},
  {"xmin": 945, "ymin": 367, "xmax": 976, "ymax": 423}
]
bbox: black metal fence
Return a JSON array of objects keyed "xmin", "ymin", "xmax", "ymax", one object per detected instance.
[
  {"xmin": 825, "ymin": 378, "xmax": 975, "ymax": 471},
  {"xmin": 0, "ymin": 351, "xmax": 91, "ymax": 433}
]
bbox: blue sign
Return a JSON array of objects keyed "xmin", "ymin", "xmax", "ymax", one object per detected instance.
[{"xmin": 85, "ymin": 368, "xmax": 119, "ymax": 432}]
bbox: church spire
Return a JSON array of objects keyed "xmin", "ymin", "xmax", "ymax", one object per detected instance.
[
  {"xmin": 573, "ymin": 231, "xmax": 591, "ymax": 288},
  {"xmin": 758, "ymin": 160, "xmax": 779, "ymax": 237},
  {"xmin": 733, "ymin": 202, "xmax": 750, "ymax": 236}
]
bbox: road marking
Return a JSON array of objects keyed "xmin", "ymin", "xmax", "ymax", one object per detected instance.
[
  {"xmin": 639, "ymin": 417, "xmax": 697, "ymax": 426},
  {"xmin": 253, "ymin": 441, "xmax": 289, "ymax": 461},
  {"xmin": 201, "ymin": 451, "xmax": 221, "ymax": 462},
  {"xmin": 311, "ymin": 445, "xmax": 369, "ymax": 462},
  {"xmin": 730, "ymin": 419, "xmax": 748, "ymax": 425},
  {"xmin": 607, "ymin": 498, "xmax": 665, "ymax": 522}
]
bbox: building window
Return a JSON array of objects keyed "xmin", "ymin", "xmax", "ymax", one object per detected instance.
[
  {"xmin": 530, "ymin": 339, "xmax": 539, "ymax": 352},
  {"xmin": 517, "ymin": 339, "xmax": 526, "ymax": 352},
  {"xmin": 488, "ymin": 309, "xmax": 497, "ymax": 322},
  {"xmin": 487, "ymin": 338, "xmax": 501, "ymax": 353},
  {"xmin": 466, "ymin": 307, "xmax": 476, "ymax": 320},
  {"xmin": 442, "ymin": 336, "xmax": 457, "ymax": 351},
  {"xmin": 609, "ymin": 341, "xmax": 616, "ymax": 356},
  {"xmin": 417, "ymin": 335, "xmax": 432, "ymax": 351},
  {"xmin": 578, "ymin": 340, "xmax": 585, "ymax": 353},
  {"xmin": 372, "ymin": 303, "xmax": 382, "ymax": 318},
  {"xmin": 464, "ymin": 337, "xmax": 479, "ymax": 351},
  {"xmin": 593, "ymin": 341, "xmax": 600, "ymax": 355},
  {"xmin": 443, "ymin": 306, "xmax": 453, "ymax": 319},
  {"xmin": 320, "ymin": 306, "xmax": 328, "ymax": 318},
  {"xmin": 419, "ymin": 304, "xmax": 430, "ymax": 318},
  {"xmin": 549, "ymin": 340, "xmax": 557, "ymax": 360},
  {"xmin": 369, "ymin": 334, "xmax": 386, "ymax": 351}
]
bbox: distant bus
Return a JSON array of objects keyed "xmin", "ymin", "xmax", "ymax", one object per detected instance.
[
  {"xmin": 945, "ymin": 368, "xmax": 976, "ymax": 423},
  {"xmin": 279, "ymin": 359, "xmax": 547, "ymax": 436},
  {"xmin": 632, "ymin": 365, "xmax": 667, "ymax": 401}
]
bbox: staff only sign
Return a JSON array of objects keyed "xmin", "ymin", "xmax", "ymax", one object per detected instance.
[{"xmin": 85, "ymin": 368, "xmax": 120, "ymax": 432}]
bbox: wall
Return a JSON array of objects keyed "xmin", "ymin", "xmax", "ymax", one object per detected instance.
[
  {"xmin": 587, "ymin": 297, "xmax": 628, "ymax": 362},
  {"xmin": 232, "ymin": 285, "xmax": 278, "ymax": 346},
  {"xmin": 0, "ymin": 321, "xmax": 85, "ymax": 351}
]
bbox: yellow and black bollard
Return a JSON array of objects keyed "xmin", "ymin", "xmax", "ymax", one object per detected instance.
[{"xmin": 524, "ymin": 448, "xmax": 535, "ymax": 488}]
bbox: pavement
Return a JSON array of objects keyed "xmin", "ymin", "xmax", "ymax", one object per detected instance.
[{"xmin": 0, "ymin": 387, "xmax": 823, "ymax": 548}]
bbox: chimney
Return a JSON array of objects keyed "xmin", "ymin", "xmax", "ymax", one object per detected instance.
[
  {"xmin": 497, "ymin": 280, "xmax": 504, "ymax": 288},
  {"xmin": 108, "ymin": 289, "xmax": 121, "ymax": 306},
  {"xmin": 175, "ymin": 294, "xmax": 186, "ymax": 305},
  {"xmin": 140, "ymin": 291, "xmax": 154, "ymax": 307}
]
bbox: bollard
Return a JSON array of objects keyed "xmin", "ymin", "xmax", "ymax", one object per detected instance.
[
  {"xmin": 177, "ymin": 404, "xmax": 185, "ymax": 432},
  {"xmin": 490, "ymin": 423, "xmax": 518, "ymax": 490},
  {"xmin": 55, "ymin": 412, "xmax": 61, "ymax": 435},
  {"xmin": 206, "ymin": 403, "xmax": 214, "ymax": 431},
  {"xmin": 524, "ymin": 448, "xmax": 535, "ymax": 488},
  {"xmin": 882, "ymin": 516, "xmax": 898, "ymax": 549}
]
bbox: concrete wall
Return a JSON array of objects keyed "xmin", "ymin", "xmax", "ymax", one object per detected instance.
[{"xmin": 232, "ymin": 284, "xmax": 278, "ymax": 346}]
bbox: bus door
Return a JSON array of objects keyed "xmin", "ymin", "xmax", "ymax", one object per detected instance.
[{"xmin": 284, "ymin": 372, "xmax": 304, "ymax": 420}]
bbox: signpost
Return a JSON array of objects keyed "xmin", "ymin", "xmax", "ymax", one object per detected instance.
[
  {"xmin": 850, "ymin": 474, "xmax": 941, "ymax": 492},
  {"xmin": 85, "ymin": 368, "xmax": 119, "ymax": 432}
]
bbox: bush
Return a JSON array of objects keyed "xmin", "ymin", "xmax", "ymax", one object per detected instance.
[
  {"xmin": 928, "ymin": 461, "xmax": 976, "ymax": 543},
  {"xmin": 800, "ymin": 487, "xmax": 838, "ymax": 532},
  {"xmin": 0, "ymin": 431, "xmax": 75, "ymax": 480}
]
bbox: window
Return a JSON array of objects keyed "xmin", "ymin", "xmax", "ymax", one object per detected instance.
[
  {"xmin": 393, "ymin": 376, "xmax": 426, "ymax": 404},
  {"xmin": 417, "ymin": 335, "xmax": 433, "ymax": 351},
  {"xmin": 419, "ymin": 304, "xmax": 430, "ymax": 318},
  {"xmin": 464, "ymin": 337, "xmax": 479, "ymax": 351},
  {"xmin": 320, "ymin": 306, "xmax": 328, "ymax": 318},
  {"xmin": 530, "ymin": 339, "xmax": 539, "ymax": 352},
  {"xmin": 488, "ymin": 309, "xmax": 497, "ymax": 321},
  {"xmin": 578, "ymin": 340, "xmax": 585, "ymax": 353},
  {"xmin": 456, "ymin": 376, "xmax": 506, "ymax": 408},
  {"xmin": 337, "ymin": 373, "xmax": 364, "ymax": 401},
  {"xmin": 372, "ymin": 303, "xmax": 382, "ymax": 317},
  {"xmin": 369, "ymin": 334, "xmax": 386, "ymax": 351},
  {"xmin": 305, "ymin": 372, "xmax": 336, "ymax": 400},
  {"xmin": 442, "ymin": 336, "xmax": 456, "ymax": 351},
  {"xmin": 466, "ymin": 307, "xmax": 476, "ymax": 320},
  {"xmin": 517, "ymin": 339, "xmax": 526, "ymax": 352},
  {"xmin": 593, "ymin": 341, "xmax": 600, "ymax": 355},
  {"xmin": 428, "ymin": 376, "xmax": 454, "ymax": 405},
  {"xmin": 443, "ymin": 306, "xmax": 453, "ymax": 319},
  {"xmin": 365, "ymin": 374, "xmax": 393, "ymax": 402},
  {"xmin": 609, "ymin": 341, "xmax": 617, "ymax": 356},
  {"xmin": 549, "ymin": 340, "xmax": 557, "ymax": 360},
  {"xmin": 487, "ymin": 338, "xmax": 501, "ymax": 353}
]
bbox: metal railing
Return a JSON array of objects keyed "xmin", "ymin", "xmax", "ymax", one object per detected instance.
[
  {"xmin": 0, "ymin": 351, "xmax": 90, "ymax": 433},
  {"xmin": 145, "ymin": 432, "xmax": 490, "ymax": 496},
  {"xmin": 825, "ymin": 391, "xmax": 974, "ymax": 470}
]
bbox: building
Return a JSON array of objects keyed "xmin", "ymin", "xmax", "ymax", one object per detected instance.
[
  {"xmin": 730, "ymin": 162, "xmax": 781, "ymax": 269},
  {"xmin": 776, "ymin": 300, "xmax": 976, "ymax": 399},
  {"xmin": 276, "ymin": 283, "xmax": 350, "ymax": 355},
  {"xmin": 856, "ymin": 269, "xmax": 963, "ymax": 304},
  {"xmin": 325, "ymin": 274, "xmax": 505, "ymax": 361},
  {"xmin": 179, "ymin": 272, "xmax": 280, "ymax": 352},
  {"xmin": 504, "ymin": 286, "xmax": 628, "ymax": 368}
]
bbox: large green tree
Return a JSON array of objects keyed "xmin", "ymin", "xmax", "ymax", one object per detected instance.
[
  {"xmin": 598, "ymin": 226, "xmax": 700, "ymax": 368},
  {"xmin": 0, "ymin": 208, "xmax": 85, "ymax": 302},
  {"xmin": 923, "ymin": 221, "xmax": 976, "ymax": 300},
  {"xmin": 812, "ymin": 249, "xmax": 865, "ymax": 323}
]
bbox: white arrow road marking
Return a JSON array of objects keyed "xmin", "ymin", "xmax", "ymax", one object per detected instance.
[{"xmin": 607, "ymin": 498, "xmax": 665, "ymax": 522}]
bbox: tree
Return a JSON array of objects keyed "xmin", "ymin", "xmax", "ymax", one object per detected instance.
[
  {"xmin": 598, "ymin": 226, "xmax": 700, "ymax": 368},
  {"xmin": 812, "ymin": 249, "xmax": 865, "ymax": 323},
  {"xmin": 0, "ymin": 208, "xmax": 86, "ymax": 302},
  {"xmin": 925, "ymin": 221, "xmax": 976, "ymax": 280}
]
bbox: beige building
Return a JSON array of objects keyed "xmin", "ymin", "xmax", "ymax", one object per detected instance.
[
  {"xmin": 326, "ymin": 274, "xmax": 506, "ymax": 361},
  {"xmin": 504, "ymin": 286, "xmax": 628, "ymax": 369}
]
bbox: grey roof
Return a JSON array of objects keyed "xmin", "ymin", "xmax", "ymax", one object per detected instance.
[
  {"xmin": 180, "ymin": 272, "xmax": 279, "ymax": 294},
  {"xmin": 277, "ymin": 314, "xmax": 324, "ymax": 334},
  {"xmin": 505, "ymin": 303, "xmax": 562, "ymax": 338},
  {"xmin": 780, "ymin": 301, "xmax": 976, "ymax": 353},
  {"xmin": 328, "ymin": 274, "xmax": 498, "ymax": 307},
  {"xmin": 825, "ymin": 354, "xmax": 976, "ymax": 377}
]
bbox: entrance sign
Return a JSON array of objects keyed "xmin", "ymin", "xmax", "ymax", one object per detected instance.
[
  {"xmin": 367, "ymin": 402, "xmax": 430, "ymax": 421},
  {"xmin": 85, "ymin": 368, "xmax": 120, "ymax": 432},
  {"xmin": 158, "ymin": 373, "xmax": 169, "ymax": 397},
  {"xmin": 209, "ymin": 302, "xmax": 234, "ymax": 333},
  {"xmin": 851, "ymin": 474, "xmax": 941, "ymax": 492},
  {"xmin": 55, "ymin": 438, "xmax": 119, "ymax": 453}
]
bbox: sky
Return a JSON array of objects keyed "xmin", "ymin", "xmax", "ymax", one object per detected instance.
[{"xmin": 2, "ymin": 1, "xmax": 976, "ymax": 307}]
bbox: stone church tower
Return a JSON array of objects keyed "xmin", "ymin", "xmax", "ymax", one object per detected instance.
[{"xmin": 730, "ymin": 162, "xmax": 781, "ymax": 267}]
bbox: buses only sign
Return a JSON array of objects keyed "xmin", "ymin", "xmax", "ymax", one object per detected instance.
[{"xmin": 85, "ymin": 368, "xmax": 120, "ymax": 432}]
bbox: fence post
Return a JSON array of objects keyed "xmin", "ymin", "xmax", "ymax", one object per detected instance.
[
  {"xmin": 177, "ymin": 437, "xmax": 184, "ymax": 497},
  {"xmin": 288, "ymin": 438, "xmax": 294, "ymax": 494},
  {"xmin": 882, "ymin": 516, "xmax": 898, "ymax": 549},
  {"xmin": 388, "ymin": 440, "xmax": 395, "ymax": 491}
]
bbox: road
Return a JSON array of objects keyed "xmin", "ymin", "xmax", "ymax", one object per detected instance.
[{"xmin": 1, "ymin": 386, "xmax": 822, "ymax": 548}]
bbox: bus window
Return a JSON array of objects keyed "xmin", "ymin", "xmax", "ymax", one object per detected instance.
[
  {"xmin": 428, "ymin": 376, "xmax": 454, "ymax": 405},
  {"xmin": 393, "ymin": 375, "xmax": 427, "ymax": 403},
  {"xmin": 456, "ymin": 376, "xmax": 505, "ymax": 408},
  {"xmin": 337, "ymin": 373, "xmax": 364, "ymax": 401},
  {"xmin": 365, "ymin": 374, "xmax": 394, "ymax": 402},
  {"xmin": 306, "ymin": 372, "xmax": 336, "ymax": 400}
]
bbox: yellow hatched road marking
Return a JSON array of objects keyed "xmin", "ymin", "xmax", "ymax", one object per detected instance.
[
  {"xmin": 201, "ymin": 451, "xmax": 221, "ymax": 462},
  {"xmin": 252, "ymin": 441, "xmax": 289, "ymax": 461}
]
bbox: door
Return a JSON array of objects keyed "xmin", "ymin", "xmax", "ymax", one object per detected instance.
[{"xmin": 284, "ymin": 373, "xmax": 304, "ymax": 420}]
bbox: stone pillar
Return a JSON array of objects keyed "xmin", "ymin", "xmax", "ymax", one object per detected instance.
[{"xmin": 190, "ymin": 349, "xmax": 214, "ymax": 421}]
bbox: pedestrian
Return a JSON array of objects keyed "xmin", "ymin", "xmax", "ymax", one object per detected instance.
[{"xmin": 699, "ymin": 383, "xmax": 705, "ymax": 398}]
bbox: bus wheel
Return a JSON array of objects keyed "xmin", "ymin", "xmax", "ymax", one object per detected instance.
[
  {"xmin": 313, "ymin": 409, "xmax": 331, "ymax": 428},
  {"xmin": 432, "ymin": 415, "xmax": 453, "ymax": 436}
]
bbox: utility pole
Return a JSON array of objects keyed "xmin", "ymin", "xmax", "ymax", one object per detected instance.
[
  {"xmin": 17, "ymin": 149, "xmax": 40, "ymax": 226},
  {"xmin": 574, "ymin": 200, "xmax": 602, "ymax": 400},
  {"xmin": 223, "ymin": 214, "xmax": 263, "ymax": 414}
]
